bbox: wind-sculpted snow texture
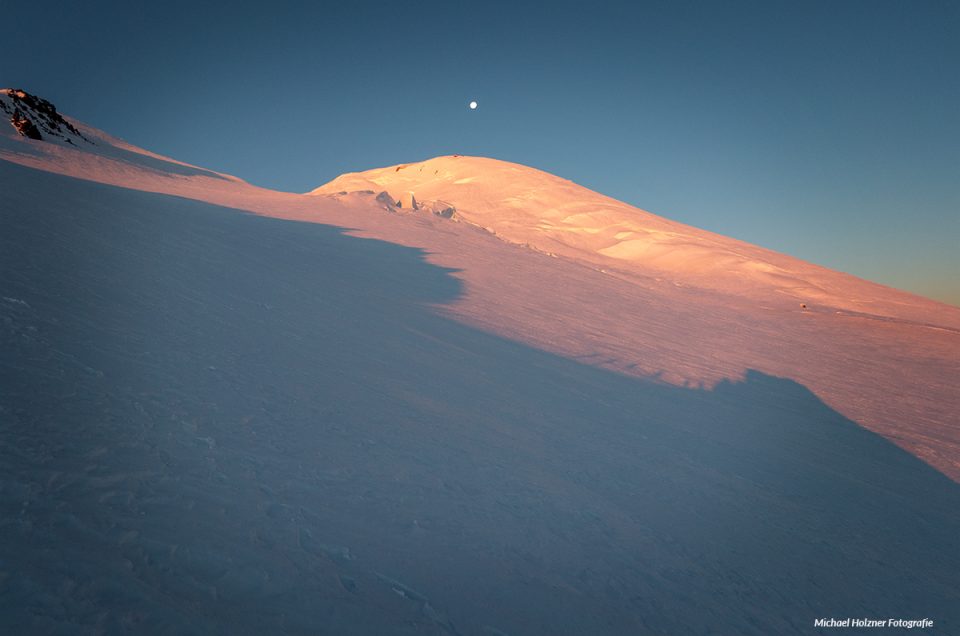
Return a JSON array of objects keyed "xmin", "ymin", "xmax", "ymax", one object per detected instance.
[{"xmin": 2, "ymin": 92, "xmax": 960, "ymax": 633}]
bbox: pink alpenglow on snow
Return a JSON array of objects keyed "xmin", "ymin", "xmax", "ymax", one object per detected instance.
[
  {"xmin": 2, "ymin": 92, "xmax": 958, "ymax": 483},
  {"xmin": 4, "ymin": 89, "xmax": 960, "ymax": 635}
]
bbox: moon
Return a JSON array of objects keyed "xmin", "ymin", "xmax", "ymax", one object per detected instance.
[{"xmin": 469, "ymin": 100, "xmax": 478, "ymax": 110}]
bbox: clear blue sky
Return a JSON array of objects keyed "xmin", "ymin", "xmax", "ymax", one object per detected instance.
[{"xmin": 8, "ymin": 0, "xmax": 959, "ymax": 304}]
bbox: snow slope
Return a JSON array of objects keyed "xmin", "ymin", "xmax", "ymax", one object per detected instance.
[
  {"xmin": 3, "ymin": 89, "xmax": 960, "ymax": 634},
  {"xmin": 3, "ymin": 91, "xmax": 958, "ymax": 479},
  {"xmin": 0, "ymin": 88, "xmax": 239, "ymax": 181},
  {"xmin": 5, "ymin": 158, "xmax": 960, "ymax": 636},
  {"xmin": 311, "ymin": 156, "xmax": 960, "ymax": 477}
]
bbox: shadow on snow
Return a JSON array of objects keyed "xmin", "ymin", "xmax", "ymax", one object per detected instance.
[{"xmin": 1, "ymin": 162, "xmax": 958, "ymax": 635}]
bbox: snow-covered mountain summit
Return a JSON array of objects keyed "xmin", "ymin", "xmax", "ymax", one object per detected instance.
[{"xmin": 312, "ymin": 155, "xmax": 955, "ymax": 326}]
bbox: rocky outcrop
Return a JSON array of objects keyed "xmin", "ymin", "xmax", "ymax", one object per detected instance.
[
  {"xmin": 0, "ymin": 88, "xmax": 91, "ymax": 145},
  {"xmin": 10, "ymin": 109, "xmax": 42, "ymax": 140}
]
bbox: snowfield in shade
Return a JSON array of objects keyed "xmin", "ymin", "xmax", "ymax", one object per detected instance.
[{"xmin": 2, "ymin": 91, "xmax": 959, "ymax": 634}]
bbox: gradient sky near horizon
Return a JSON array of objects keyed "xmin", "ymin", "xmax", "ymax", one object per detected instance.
[{"xmin": 7, "ymin": 0, "xmax": 958, "ymax": 305}]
